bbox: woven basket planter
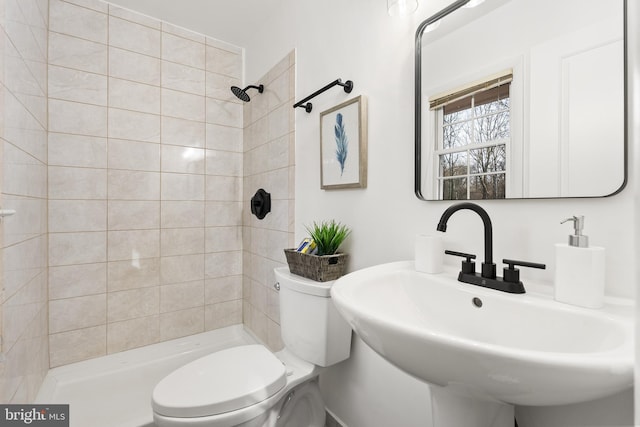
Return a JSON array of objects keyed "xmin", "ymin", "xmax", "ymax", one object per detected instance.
[{"xmin": 284, "ymin": 249, "xmax": 349, "ymax": 282}]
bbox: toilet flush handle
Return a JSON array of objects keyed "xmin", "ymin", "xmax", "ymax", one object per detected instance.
[
  {"xmin": 276, "ymin": 390, "xmax": 295, "ymax": 420},
  {"xmin": 274, "ymin": 282, "xmax": 280, "ymax": 291}
]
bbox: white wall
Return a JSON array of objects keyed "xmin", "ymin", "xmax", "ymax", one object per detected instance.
[
  {"xmin": 96, "ymin": 1, "xmax": 637, "ymax": 425},
  {"xmin": 284, "ymin": 1, "xmax": 637, "ymax": 426}
]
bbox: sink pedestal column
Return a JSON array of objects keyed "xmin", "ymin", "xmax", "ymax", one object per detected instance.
[{"xmin": 430, "ymin": 386, "xmax": 514, "ymax": 427}]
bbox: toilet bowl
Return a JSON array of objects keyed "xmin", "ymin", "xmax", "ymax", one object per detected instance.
[{"xmin": 152, "ymin": 267, "xmax": 352, "ymax": 427}]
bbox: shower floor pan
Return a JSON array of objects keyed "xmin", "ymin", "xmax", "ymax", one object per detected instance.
[{"xmin": 36, "ymin": 325, "xmax": 257, "ymax": 427}]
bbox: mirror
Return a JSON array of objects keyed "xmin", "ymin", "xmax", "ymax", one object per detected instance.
[{"xmin": 415, "ymin": 0, "xmax": 627, "ymax": 200}]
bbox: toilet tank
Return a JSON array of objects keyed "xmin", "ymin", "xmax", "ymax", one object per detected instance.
[{"xmin": 274, "ymin": 267, "xmax": 352, "ymax": 367}]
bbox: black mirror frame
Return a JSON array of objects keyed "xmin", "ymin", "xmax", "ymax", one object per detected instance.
[{"xmin": 414, "ymin": 0, "xmax": 628, "ymax": 201}]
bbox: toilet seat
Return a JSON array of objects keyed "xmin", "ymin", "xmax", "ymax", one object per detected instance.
[{"xmin": 152, "ymin": 345, "xmax": 287, "ymax": 418}]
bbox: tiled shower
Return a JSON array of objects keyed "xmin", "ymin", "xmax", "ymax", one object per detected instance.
[{"xmin": 1, "ymin": 0, "xmax": 295, "ymax": 403}]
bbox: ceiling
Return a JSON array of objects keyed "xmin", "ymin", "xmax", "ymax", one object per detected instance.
[{"xmin": 106, "ymin": 0, "xmax": 282, "ymax": 48}]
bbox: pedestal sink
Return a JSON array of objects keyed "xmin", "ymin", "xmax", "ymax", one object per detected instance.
[{"xmin": 330, "ymin": 261, "xmax": 633, "ymax": 425}]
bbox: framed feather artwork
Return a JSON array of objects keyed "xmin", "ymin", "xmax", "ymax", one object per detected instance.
[{"xmin": 319, "ymin": 96, "xmax": 368, "ymax": 189}]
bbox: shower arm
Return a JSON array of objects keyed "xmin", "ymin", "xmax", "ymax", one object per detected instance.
[{"xmin": 293, "ymin": 78, "xmax": 354, "ymax": 113}]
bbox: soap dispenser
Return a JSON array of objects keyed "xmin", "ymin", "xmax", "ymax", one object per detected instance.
[{"xmin": 554, "ymin": 216, "xmax": 605, "ymax": 308}]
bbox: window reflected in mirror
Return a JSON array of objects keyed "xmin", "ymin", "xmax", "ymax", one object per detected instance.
[{"xmin": 433, "ymin": 80, "xmax": 510, "ymax": 200}]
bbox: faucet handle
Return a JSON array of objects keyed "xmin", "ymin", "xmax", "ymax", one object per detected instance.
[
  {"xmin": 445, "ymin": 250, "xmax": 476, "ymax": 274},
  {"xmin": 502, "ymin": 259, "xmax": 546, "ymax": 283}
]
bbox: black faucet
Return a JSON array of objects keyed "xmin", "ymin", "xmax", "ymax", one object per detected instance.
[{"xmin": 437, "ymin": 202, "xmax": 545, "ymax": 294}]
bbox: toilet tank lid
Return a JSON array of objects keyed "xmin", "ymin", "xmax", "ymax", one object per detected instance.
[
  {"xmin": 152, "ymin": 345, "xmax": 286, "ymax": 418},
  {"xmin": 274, "ymin": 267, "xmax": 335, "ymax": 297}
]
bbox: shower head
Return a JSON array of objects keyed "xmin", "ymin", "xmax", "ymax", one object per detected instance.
[{"xmin": 230, "ymin": 84, "xmax": 264, "ymax": 102}]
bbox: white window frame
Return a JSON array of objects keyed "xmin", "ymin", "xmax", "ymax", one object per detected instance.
[{"xmin": 433, "ymin": 91, "xmax": 511, "ymax": 200}]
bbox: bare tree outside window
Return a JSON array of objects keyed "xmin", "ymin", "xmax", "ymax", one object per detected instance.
[{"xmin": 436, "ymin": 83, "xmax": 510, "ymax": 200}]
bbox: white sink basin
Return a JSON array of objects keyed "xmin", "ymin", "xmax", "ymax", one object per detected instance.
[{"xmin": 331, "ymin": 261, "xmax": 633, "ymax": 406}]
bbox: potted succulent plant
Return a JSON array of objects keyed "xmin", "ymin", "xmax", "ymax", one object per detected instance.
[{"xmin": 284, "ymin": 220, "xmax": 351, "ymax": 282}]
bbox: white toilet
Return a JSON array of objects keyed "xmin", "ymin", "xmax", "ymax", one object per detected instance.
[{"xmin": 151, "ymin": 267, "xmax": 352, "ymax": 427}]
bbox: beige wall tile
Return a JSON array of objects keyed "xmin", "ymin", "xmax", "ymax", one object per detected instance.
[
  {"xmin": 48, "ymin": 133, "xmax": 107, "ymax": 168},
  {"xmin": 49, "ymin": 231, "xmax": 107, "ymax": 266},
  {"xmin": 160, "ymin": 228, "xmax": 204, "ymax": 257},
  {"xmin": 49, "ymin": 99, "xmax": 107, "ymax": 136},
  {"xmin": 266, "ymin": 67, "xmax": 291, "ymax": 110},
  {"xmin": 161, "ymin": 88, "xmax": 205, "ymax": 122},
  {"xmin": 242, "ymin": 52, "xmax": 295, "ymax": 343},
  {"xmin": 48, "ymin": 65, "xmax": 107, "ymax": 105},
  {"xmin": 244, "ymin": 116, "xmax": 268, "ymax": 151},
  {"xmin": 162, "ymin": 22, "xmax": 205, "ymax": 43},
  {"xmin": 108, "ymin": 200, "xmax": 159, "ymax": 230},
  {"xmin": 204, "ymin": 276, "xmax": 242, "ymax": 305},
  {"xmin": 160, "ymin": 307, "xmax": 204, "ymax": 341},
  {"xmin": 107, "ymin": 229, "xmax": 160, "ymax": 261},
  {"xmin": 161, "ymin": 173, "xmax": 204, "ymax": 201},
  {"xmin": 205, "ymin": 176, "xmax": 241, "ymax": 201},
  {"xmin": 108, "ymin": 139, "xmax": 160, "ymax": 171},
  {"xmin": 267, "ymin": 318, "xmax": 284, "ymax": 351},
  {"xmin": 108, "ymin": 16, "xmax": 160, "ymax": 57},
  {"xmin": 250, "ymin": 281, "xmax": 267, "ymax": 314},
  {"xmin": 107, "ymin": 315, "xmax": 159, "ymax": 353},
  {"xmin": 161, "ymin": 201, "xmax": 205, "ymax": 228},
  {"xmin": 205, "ymin": 72, "xmax": 238, "ymax": 102},
  {"xmin": 161, "ymin": 145, "xmax": 205, "ymax": 174},
  {"xmin": 49, "ymin": 263, "xmax": 107, "ymax": 300},
  {"xmin": 162, "ymin": 61, "xmax": 205, "ymax": 95},
  {"xmin": 108, "ymin": 4, "xmax": 160, "ymax": 29},
  {"xmin": 3, "ymin": 144, "xmax": 47, "ymax": 199},
  {"xmin": 49, "ymin": 326, "xmax": 107, "ymax": 368},
  {"xmin": 107, "ymin": 258, "xmax": 160, "ymax": 292},
  {"xmin": 3, "ymin": 233, "xmax": 46, "ymax": 301},
  {"xmin": 204, "ymin": 300, "xmax": 241, "ymax": 331},
  {"xmin": 160, "ymin": 254, "xmax": 204, "ymax": 285},
  {"xmin": 48, "ymin": 166, "xmax": 107, "ymax": 199},
  {"xmin": 250, "ymin": 136, "xmax": 289, "ymax": 174},
  {"xmin": 108, "ymin": 78, "xmax": 160, "ymax": 114},
  {"xmin": 36, "ymin": 0, "xmax": 259, "ymax": 368},
  {"xmin": 107, "ymin": 287, "xmax": 159, "ymax": 322},
  {"xmin": 5, "ymin": 18, "xmax": 45, "ymax": 63},
  {"xmin": 49, "ymin": 200, "xmax": 106, "ymax": 232},
  {"xmin": 3, "ymin": 92, "xmax": 47, "ymax": 161},
  {"xmin": 62, "ymin": 0, "xmax": 108, "ymax": 13},
  {"xmin": 206, "ymin": 150, "xmax": 242, "ymax": 177},
  {"xmin": 204, "ymin": 36, "xmax": 241, "ymax": 54},
  {"xmin": 266, "ymin": 287, "xmax": 280, "ymax": 323},
  {"xmin": 206, "ymin": 98, "xmax": 242, "ymax": 127},
  {"xmin": 2, "ymin": 196, "xmax": 46, "ymax": 246},
  {"xmin": 108, "ymin": 47, "xmax": 160, "ymax": 86},
  {"xmin": 205, "ymin": 46, "xmax": 241, "ymax": 78},
  {"xmin": 49, "ymin": 294, "xmax": 106, "ymax": 333},
  {"xmin": 48, "ymin": 32, "xmax": 107, "ymax": 74},
  {"xmin": 268, "ymin": 104, "xmax": 290, "ymax": 141},
  {"xmin": 108, "ymin": 169, "xmax": 160, "ymax": 200},
  {"xmin": 160, "ymin": 280, "xmax": 204, "ymax": 313},
  {"xmin": 49, "ymin": 0, "xmax": 107, "ymax": 43},
  {"xmin": 162, "ymin": 32, "xmax": 205, "ymax": 69},
  {"xmin": 108, "ymin": 108, "xmax": 160, "ymax": 142},
  {"xmin": 3, "ymin": 273, "xmax": 47, "ymax": 350},
  {"xmin": 161, "ymin": 116, "xmax": 205, "ymax": 148},
  {"xmin": 205, "ymin": 251, "xmax": 242, "ymax": 279},
  {"xmin": 205, "ymin": 201, "xmax": 242, "ymax": 227},
  {"xmin": 205, "ymin": 226, "xmax": 242, "ymax": 253}
]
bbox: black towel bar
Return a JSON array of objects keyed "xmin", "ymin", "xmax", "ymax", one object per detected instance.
[{"xmin": 293, "ymin": 78, "xmax": 354, "ymax": 113}]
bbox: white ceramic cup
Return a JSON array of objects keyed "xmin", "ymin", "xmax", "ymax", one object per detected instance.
[{"xmin": 415, "ymin": 234, "xmax": 444, "ymax": 274}]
